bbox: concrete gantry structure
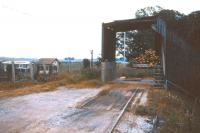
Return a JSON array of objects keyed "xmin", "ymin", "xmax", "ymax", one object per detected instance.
[{"xmin": 101, "ymin": 16, "xmax": 162, "ymax": 82}]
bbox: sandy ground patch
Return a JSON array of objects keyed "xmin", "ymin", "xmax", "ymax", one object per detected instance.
[
  {"xmin": 0, "ymin": 88, "xmax": 102, "ymax": 133},
  {"xmin": 0, "ymin": 85, "xmax": 152, "ymax": 133}
]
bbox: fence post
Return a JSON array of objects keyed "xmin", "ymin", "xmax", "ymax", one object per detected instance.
[
  {"xmin": 68, "ymin": 61, "xmax": 71, "ymax": 72},
  {"xmin": 30, "ymin": 63, "xmax": 34, "ymax": 81},
  {"xmin": 42, "ymin": 64, "xmax": 48, "ymax": 81},
  {"xmin": 11, "ymin": 61, "xmax": 15, "ymax": 82}
]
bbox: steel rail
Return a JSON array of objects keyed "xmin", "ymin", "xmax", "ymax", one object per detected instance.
[{"xmin": 108, "ymin": 88, "xmax": 139, "ymax": 133}]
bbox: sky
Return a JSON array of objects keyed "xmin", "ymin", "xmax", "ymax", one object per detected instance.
[{"xmin": 0, "ymin": 0, "xmax": 199, "ymax": 59}]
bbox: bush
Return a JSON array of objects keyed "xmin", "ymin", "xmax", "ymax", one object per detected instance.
[{"xmin": 81, "ymin": 68, "xmax": 100, "ymax": 80}]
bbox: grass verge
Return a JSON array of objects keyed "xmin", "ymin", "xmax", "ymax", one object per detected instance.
[
  {"xmin": 135, "ymin": 88, "xmax": 200, "ymax": 133},
  {"xmin": 0, "ymin": 72, "xmax": 101, "ymax": 98}
]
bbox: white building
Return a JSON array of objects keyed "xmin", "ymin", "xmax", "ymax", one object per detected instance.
[{"xmin": 2, "ymin": 61, "xmax": 33, "ymax": 72}]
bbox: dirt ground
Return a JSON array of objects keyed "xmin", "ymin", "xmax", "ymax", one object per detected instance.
[{"xmin": 0, "ymin": 85, "xmax": 152, "ymax": 133}]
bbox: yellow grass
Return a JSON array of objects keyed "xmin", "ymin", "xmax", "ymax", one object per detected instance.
[
  {"xmin": 0, "ymin": 73, "xmax": 101, "ymax": 98},
  {"xmin": 0, "ymin": 72, "xmax": 152, "ymax": 98},
  {"xmin": 146, "ymin": 88, "xmax": 200, "ymax": 133}
]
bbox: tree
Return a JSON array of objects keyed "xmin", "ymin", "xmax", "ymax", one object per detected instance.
[
  {"xmin": 116, "ymin": 31, "xmax": 137, "ymax": 58},
  {"xmin": 116, "ymin": 30, "xmax": 151, "ymax": 59},
  {"xmin": 116, "ymin": 6, "xmax": 163, "ymax": 60},
  {"xmin": 135, "ymin": 6, "xmax": 163, "ymax": 18}
]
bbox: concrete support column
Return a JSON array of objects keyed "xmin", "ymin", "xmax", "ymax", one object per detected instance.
[{"xmin": 101, "ymin": 61, "xmax": 116, "ymax": 82}]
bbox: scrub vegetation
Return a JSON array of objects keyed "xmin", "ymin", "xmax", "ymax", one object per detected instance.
[
  {"xmin": 0, "ymin": 70, "xmax": 101, "ymax": 98},
  {"xmin": 135, "ymin": 88, "xmax": 200, "ymax": 133},
  {"xmin": 0, "ymin": 71, "xmax": 152, "ymax": 99}
]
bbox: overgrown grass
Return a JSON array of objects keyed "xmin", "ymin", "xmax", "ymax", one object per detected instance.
[
  {"xmin": 0, "ymin": 81, "xmax": 36, "ymax": 91},
  {"xmin": 0, "ymin": 70, "xmax": 101, "ymax": 98},
  {"xmin": 136, "ymin": 88, "xmax": 200, "ymax": 133},
  {"xmin": 135, "ymin": 105, "xmax": 156, "ymax": 116},
  {"xmin": 0, "ymin": 68, "xmax": 151, "ymax": 98}
]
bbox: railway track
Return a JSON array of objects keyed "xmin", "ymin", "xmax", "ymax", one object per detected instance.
[{"xmin": 109, "ymin": 88, "xmax": 140, "ymax": 133}]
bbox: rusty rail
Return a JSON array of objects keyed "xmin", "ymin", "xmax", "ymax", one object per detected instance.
[{"xmin": 109, "ymin": 88, "xmax": 139, "ymax": 133}]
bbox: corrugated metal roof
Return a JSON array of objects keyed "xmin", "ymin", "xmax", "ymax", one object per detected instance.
[{"xmin": 38, "ymin": 58, "xmax": 58, "ymax": 65}]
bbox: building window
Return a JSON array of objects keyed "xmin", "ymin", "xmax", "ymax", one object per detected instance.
[
  {"xmin": 46, "ymin": 66, "xmax": 49, "ymax": 70},
  {"xmin": 53, "ymin": 66, "xmax": 57, "ymax": 71},
  {"xmin": 39, "ymin": 66, "xmax": 43, "ymax": 70}
]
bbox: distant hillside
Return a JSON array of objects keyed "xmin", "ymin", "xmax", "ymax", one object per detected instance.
[{"xmin": 0, "ymin": 57, "xmax": 38, "ymax": 62}]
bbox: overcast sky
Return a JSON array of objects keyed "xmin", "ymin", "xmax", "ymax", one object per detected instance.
[{"xmin": 0, "ymin": 0, "xmax": 199, "ymax": 59}]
